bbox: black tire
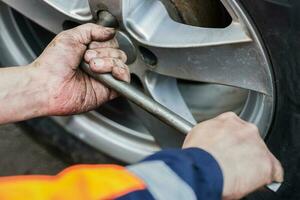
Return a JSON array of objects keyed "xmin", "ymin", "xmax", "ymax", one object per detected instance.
[
  {"xmin": 21, "ymin": 118, "xmax": 122, "ymax": 165},
  {"xmin": 240, "ymin": 0, "xmax": 300, "ymax": 199}
]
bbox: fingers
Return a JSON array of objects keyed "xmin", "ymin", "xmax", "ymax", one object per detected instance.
[
  {"xmin": 89, "ymin": 38, "xmax": 119, "ymax": 49},
  {"xmin": 270, "ymin": 154, "xmax": 284, "ymax": 183},
  {"xmin": 63, "ymin": 23, "xmax": 116, "ymax": 45},
  {"xmin": 209, "ymin": 112, "xmax": 284, "ymax": 183},
  {"xmin": 77, "ymin": 26, "xmax": 130, "ymax": 83},
  {"xmin": 215, "ymin": 112, "xmax": 247, "ymax": 125},
  {"xmin": 186, "ymin": 111, "xmax": 284, "ymax": 198},
  {"xmin": 112, "ymin": 62, "xmax": 131, "ymax": 83},
  {"xmin": 89, "ymin": 58, "xmax": 130, "ymax": 83},
  {"xmin": 85, "ymin": 48, "xmax": 127, "ymax": 63}
]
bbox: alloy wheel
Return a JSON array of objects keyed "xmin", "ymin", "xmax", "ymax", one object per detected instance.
[{"xmin": 0, "ymin": 0, "xmax": 274, "ymax": 163}]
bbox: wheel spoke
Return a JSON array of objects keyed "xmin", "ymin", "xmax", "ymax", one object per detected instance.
[
  {"xmin": 43, "ymin": 0, "xmax": 91, "ymax": 21},
  {"xmin": 123, "ymin": 0, "xmax": 251, "ymax": 47},
  {"xmin": 146, "ymin": 43, "xmax": 272, "ymax": 95},
  {"xmin": 129, "ymin": 101, "xmax": 186, "ymax": 148},
  {"xmin": 120, "ymin": 0, "xmax": 272, "ymax": 95},
  {"xmin": 145, "ymin": 72, "xmax": 196, "ymax": 124},
  {"xmin": 1, "ymin": 0, "xmax": 91, "ymax": 34}
]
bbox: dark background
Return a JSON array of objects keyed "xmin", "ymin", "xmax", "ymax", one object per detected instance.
[{"xmin": 0, "ymin": 124, "xmax": 67, "ymax": 176}]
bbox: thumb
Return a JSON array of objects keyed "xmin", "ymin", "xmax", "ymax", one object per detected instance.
[{"xmin": 72, "ymin": 23, "xmax": 116, "ymax": 45}]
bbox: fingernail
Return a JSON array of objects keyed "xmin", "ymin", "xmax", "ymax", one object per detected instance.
[
  {"xmin": 93, "ymin": 58, "xmax": 104, "ymax": 68},
  {"xmin": 119, "ymin": 63, "xmax": 126, "ymax": 69},
  {"xmin": 86, "ymin": 50, "xmax": 97, "ymax": 60},
  {"xmin": 115, "ymin": 61, "xmax": 126, "ymax": 69},
  {"xmin": 119, "ymin": 67, "xmax": 126, "ymax": 73},
  {"xmin": 105, "ymin": 28, "xmax": 115, "ymax": 34},
  {"xmin": 89, "ymin": 43, "xmax": 98, "ymax": 49}
]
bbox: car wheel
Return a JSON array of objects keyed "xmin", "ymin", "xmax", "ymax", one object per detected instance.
[{"xmin": 0, "ymin": 0, "xmax": 298, "ymax": 198}]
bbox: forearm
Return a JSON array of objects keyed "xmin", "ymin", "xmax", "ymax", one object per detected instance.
[
  {"xmin": 0, "ymin": 65, "xmax": 48, "ymax": 124},
  {"xmin": 0, "ymin": 148, "xmax": 223, "ymax": 200}
]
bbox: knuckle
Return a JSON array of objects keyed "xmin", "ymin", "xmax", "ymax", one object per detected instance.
[
  {"xmin": 235, "ymin": 130, "xmax": 249, "ymax": 140},
  {"xmin": 223, "ymin": 112, "xmax": 238, "ymax": 119},
  {"xmin": 217, "ymin": 112, "xmax": 239, "ymax": 123},
  {"xmin": 73, "ymin": 24, "xmax": 87, "ymax": 33},
  {"xmin": 85, "ymin": 23, "xmax": 95, "ymax": 26},
  {"xmin": 101, "ymin": 58, "xmax": 111, "ymax": 67},
  {"xmin": 82, "ymin": 23, "xmax": 96, "ymax": 29},
  {"xmin": 234, "ymin": 129, "xmax": 252, "ymax": 143},
  {"xmin": 89, "ymin": 41, "xmax": 98, "ymax": 48},
  {"xmin": 118, "ymin": 50, "xmax": 127, "ymax": 61},
  {"xmin": 57, "ymin": 30, "xmax": 69, "ymax": 38},
  {"xmin": 111, "ymin": 58, "xmax": 120, "ymax": 66},
  {"xmin": 247, "ymin": 123, "xmax": 260, "ymax": 133},
  {"xmin": 97, "ymin": 49, "xmax": 105, "ymax": 56}
]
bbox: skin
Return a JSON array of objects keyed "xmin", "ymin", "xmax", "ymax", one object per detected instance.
[
  {"xmin": 183, "ymin": 112, "xmax": 284, "ymax": 199},
  {"xmin": 0, "ymin": 23, "xmax": 130, "ymax": 123},
  {"xmin": 0, "ymin": 24, "xmax": 283, "ymax": 199}
]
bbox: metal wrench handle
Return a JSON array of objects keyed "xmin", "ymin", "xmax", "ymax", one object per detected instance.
[
  {"xmin": 81, "ymin": 62, "xmax": 195, "ymax": 134},
  {"xmin": 81, "ymin": 62, "xmax": 282, "ymax": 192}
]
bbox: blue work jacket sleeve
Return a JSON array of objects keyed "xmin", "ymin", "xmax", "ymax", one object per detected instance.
[{"xmin": 118, "ymin": 148, "xmax": 224, "ymax": 200}]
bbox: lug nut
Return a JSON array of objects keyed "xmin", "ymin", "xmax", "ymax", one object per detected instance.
[
  {"xmin": 139, "ymin": 46, "xmax": 158, "ymax": 67},
  {"xmin": 97, "ymin": 10, "xmax": 119, "ymax": 28}
]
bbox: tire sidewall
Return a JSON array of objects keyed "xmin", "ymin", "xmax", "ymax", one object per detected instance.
[{"xmin": 241, "ymin": 0, "xmax": 300, "ymax": 199}]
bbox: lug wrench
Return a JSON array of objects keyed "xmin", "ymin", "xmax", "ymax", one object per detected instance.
[
  {"xmin": 81, "ymin": 57, "xmax": 281, "ymax": 193},
  {"xmin": 80, "ymin": 10, "xmax": 281, "ymax": 193},
  {"xmin": 81, "ymin": 62, "xmax": 194, "ymax": 134}
]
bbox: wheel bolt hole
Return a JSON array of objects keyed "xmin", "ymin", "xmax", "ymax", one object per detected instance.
[
  {"xmin": 139, "ymin": 46, "xmax": 158, "ymax": 66},
  {"xmin": 131, "ymin": 74, "xmax": 145, "ymax": 91},
  {"xmin": 62, "ymin": 20, "xmax": 80, "ymax": 30}
]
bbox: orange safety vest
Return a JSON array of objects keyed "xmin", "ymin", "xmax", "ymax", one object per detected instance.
[{"xmin": 0, "ymin": 165, "xmax": 145, "ymax": 200}]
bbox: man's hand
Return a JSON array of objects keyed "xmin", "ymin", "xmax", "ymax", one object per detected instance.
[
  {"xmin": 183, "ymin": 112, "xmax": 284, "ymax": 200},
  {"xmin": 31, "ymin": 23, "xmax": 130, "ymax": 115}
]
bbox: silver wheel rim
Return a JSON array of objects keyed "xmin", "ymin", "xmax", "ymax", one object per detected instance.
[{"xmin": 0, "ymin": 0, "xmax": 274, "ymax": 163}]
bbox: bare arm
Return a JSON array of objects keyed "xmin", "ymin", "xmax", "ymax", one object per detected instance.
[
  {"xmin": 0, "ymin": 23, "xmax": 130, "ymax": 124},
  {"xmin": 0, "ymin": 65, "xmax": 48, "ymax": 123}
]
